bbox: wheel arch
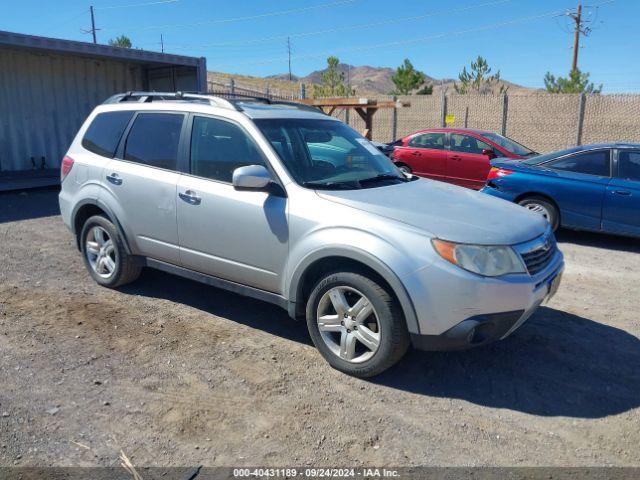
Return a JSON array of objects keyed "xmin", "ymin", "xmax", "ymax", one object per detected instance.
[
  {"xmin": 71, "ymin": 199, "xmax": 132, "ymax": 254},
  {"xmin": 514, "ymin": 192, "xmax": 561, "ymax": 225},
  {"xmin": 287, "ymin": 248, "xmax": 420, "ymax": 335}
]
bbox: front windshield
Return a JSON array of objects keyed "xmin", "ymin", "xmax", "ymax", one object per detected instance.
[
  {"xmin": 255, "ymin": 118, "xmax": 406, "ymax": 189},
  {"xmin": 482, "ymin": 132, "xmax": 535, "ymax": 157}
]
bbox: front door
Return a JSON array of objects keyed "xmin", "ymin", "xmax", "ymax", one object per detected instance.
[
  {"xmin": 176, "ymin": 114, "xmax": 288, "ymax": 294},
  {"xmin": 447, "ymin": 133, "xmax": 493, "ymax": 189},
  {"xmin": 602, "ymin": 149, "xmax": 640, "ymax": 237},
  {"xmin": 103, "ymin": 111, "xmax": 185, "ymax": 264}
]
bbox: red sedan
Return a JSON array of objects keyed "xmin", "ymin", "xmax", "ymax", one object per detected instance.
[{"xmin": 391, "ymin": 128, "xmax": 536, "ymax": 190}]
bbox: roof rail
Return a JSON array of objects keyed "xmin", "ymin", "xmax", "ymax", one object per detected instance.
[
  {"xmin": 102, "ymin": 91, "xmax": 324, "ymax": 114},
  {"xmin": 102, "ymin": 91, "xmax": 239, "ymax": 110}
]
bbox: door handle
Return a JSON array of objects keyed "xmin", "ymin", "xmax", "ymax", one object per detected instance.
[
  {"xmin": 612, "ymin": 190, "xmax": 631, "ymax": 196},
  {"xmin": 450, "ymin": 155, "xmax": 462, "ymax": 160},
  {"xmin": 179, "ymin": 190, "xmax": 201, "ymax": 205},
  {"xmin": 411, "ymin": 151, "xmax": 421, "ymax": 156},
  {"xmin": 106, "ymin": 173, "xmax": 122, "ymax": 185}
]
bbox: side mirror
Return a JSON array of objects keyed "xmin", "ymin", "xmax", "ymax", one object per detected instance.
[
  {"xmin": 482, "ymin": 148, "xmax": 496, "ymax": 158},
  {"xmin": 232, "ymin": 165, "xmax": 272, "ymax": 191}
]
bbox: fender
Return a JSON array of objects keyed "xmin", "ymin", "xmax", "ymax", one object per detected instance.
[
  {"xmin": 286, "ymin": 245, "xmax": 421, "ymax": 335},
  {"xmin": 71, "ymin": 197, "xmax": 133, "ymax": 255}
]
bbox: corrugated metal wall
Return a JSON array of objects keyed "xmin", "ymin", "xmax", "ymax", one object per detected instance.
[{"xmin": 0, "ymin": 47, "xmax": 145, "ymax": 172}]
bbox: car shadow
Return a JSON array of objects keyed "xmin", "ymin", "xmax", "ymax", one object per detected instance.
[
  {"xmin": 121, "ymin": 270, "xmax": 639, "ymax": 419},
  {"xmin": 0, "ymin": 187, "xmax": 61, "ymax": 223},
  {"xmin": 556, "ymin": 228, "xmax": 640, "ymax": 254},
  {"xmin": 374, "ymin": 306, "xmax": 640, "ymax": 418},
  {"xmin": 118, "ymin": 268, "xmax": 312, "ymax": 346}
]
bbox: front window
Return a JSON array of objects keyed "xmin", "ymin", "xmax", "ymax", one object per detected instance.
[
  {"xmin": 255, "ymin": 118, "xmax": 407, "ymax": 189},
  {"xmin": 482, "ymin": 132, "xmax": 535, "ymax": 157},
  {"xmin": 450, "ymin": 134, "xmax": 492, "ymax": 155}
]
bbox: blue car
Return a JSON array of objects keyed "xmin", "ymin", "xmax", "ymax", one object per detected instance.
[{"xmin": 480, "ymin": 143, "xmax": 640, "ymax": 238}]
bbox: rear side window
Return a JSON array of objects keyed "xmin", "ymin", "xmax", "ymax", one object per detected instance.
[
  {"xmin": 548, "ymin": 150, "xmax": 610, "ymax": 177},
  {"xmin": 123, "ymin": 113, "xmax": 184, "ymax": 170},
  {"xmin": 82, "ymin": 111, "xmax": 133, "ymax": 157},
  {"xmin": 408, "ymin": 133, "xmax": 445, "ymax": 150},
  {"xmin": 618, "ymin": 151, "xmax": 640, "ymax": 181},
  {"xmin": 190, "ymin": 115, "xmax": 265, "ymax": 183}
]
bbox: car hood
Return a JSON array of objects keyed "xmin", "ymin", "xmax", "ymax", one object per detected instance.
[{"xmin": 317, "ymin": 178, "xmax": 548, "ymax": 245}]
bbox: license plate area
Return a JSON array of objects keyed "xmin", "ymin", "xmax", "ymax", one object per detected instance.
[{"xmin": 546, "ymin": 271, "xmax": 562, "ymax": 301}]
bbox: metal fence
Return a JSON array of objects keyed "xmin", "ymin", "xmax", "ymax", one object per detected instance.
[{"xmin": 207, "ymin": 78, "xmax": 640, "ymax": 154}]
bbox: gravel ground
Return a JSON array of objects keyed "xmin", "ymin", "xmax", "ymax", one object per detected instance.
[{"xmin": 0, "ymin": 188, "xmax": 639, "ymax": 468}]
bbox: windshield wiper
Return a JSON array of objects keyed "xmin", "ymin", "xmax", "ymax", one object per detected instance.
[
  {"xmin": 302, "ymin": 180, "xmax": 361, "ymax": 190},
  {"xmin": 358, "ymin": 173, "xmax": 408, "ymax": 185}
]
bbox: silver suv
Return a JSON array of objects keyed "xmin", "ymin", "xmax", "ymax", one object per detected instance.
[{"xmin": 59, "ymin": 92, "xmax": 564, "ymax": 377}]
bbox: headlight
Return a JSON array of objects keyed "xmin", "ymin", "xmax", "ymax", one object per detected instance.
[{"xmin": 432, "ymin": 239, "xmax": 525, "ymax": 277}]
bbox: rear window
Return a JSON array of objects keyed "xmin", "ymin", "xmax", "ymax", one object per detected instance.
[
  {"xmin": 547, "ymin": 150, "xmax": 611, "ymax": 177},
  {"xmin": 82, "ymin": 111, "xmax": 133, "ymax": 157},
  {"xmin": 123, "ymin": 113, "xmax": 184, "ymax": 171}
]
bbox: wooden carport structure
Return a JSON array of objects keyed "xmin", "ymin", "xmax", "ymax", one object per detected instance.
[{"xmin": 299, "ymin": 97, "xmax": 410, "ymax": 140}]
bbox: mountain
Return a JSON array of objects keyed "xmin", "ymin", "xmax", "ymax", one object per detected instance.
[
  {"xmin": 214, "ymin": 63, "xmax": 533, "ymax": 98},
  {"xmin": 299, "ymin": 63, "xmax": 400, "ymax": 95}
]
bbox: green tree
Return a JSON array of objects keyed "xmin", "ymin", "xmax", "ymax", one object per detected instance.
[
  {"xmin": 312, "ymin": 56, "xmax": 354, "ymax": 98},
  {"xmin": 544, "ymin": 69, "xmax": 602, "ymax": 94},
  {"xmin": 454, "ymin": 56, "xmax": 505, "ymax": 94},
  {"xmin": 391, "ymin": 59, "xmax": 426, "ymax": 95},
  {"xmin": 416, "ymin": 83, "xmax": 433, "ymax": 95},
  {"xmin": 108, "ymin": 35, "xmax": 132, "ymax": 48}
]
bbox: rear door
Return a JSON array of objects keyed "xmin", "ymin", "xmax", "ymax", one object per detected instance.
[
  {"xmin": 543, "ymin": 149, "xmax": 612, "ymax": 231},
  {"xmin": 395, "ymin": 132, "xmax": 447, "ymax": 180},
  {"xmin": 602, "ymin": 149, "xmax": 640, "ymax": 237},
  {"xmin": 103, "ymin": 111, "xmax": 186, "ymax": 264},
  {"xmin": 447, "ymin": 133, "xmax": 494, "ymax": 189}
]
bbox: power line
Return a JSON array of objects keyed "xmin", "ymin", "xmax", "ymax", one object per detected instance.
[
  {"xmin": 95, "ymin": 0, "xmax": 178, "ymax": 9},
  {"xmin": 142, "ymin": 0, "xmax": 510, "ymax": 50},
  {"xmin": 101, "ymin": 0, "xmax": 358, "ymax": 31},
  {"xmin": 213, "ymin": 7, "xmax": 570, "ymax": 67}
]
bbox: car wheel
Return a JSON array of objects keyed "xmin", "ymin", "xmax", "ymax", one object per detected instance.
[
  {"xmin": 306, "ymin": 271, "xmax": 410, "ymax": 378},
  {"xmin": 518, "ymin": 197, "xmax": 559, "ymax": 231},
  {"xmin": 80, "ymin": 215, "xmax": 142, "ymax": 288},
  {"xmin": 396, "ymin": 163, "xmax": 412, "ymax": 174}
]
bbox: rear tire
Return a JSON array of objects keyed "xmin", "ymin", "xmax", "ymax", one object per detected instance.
[
  {"xmin": 518, "ymin": 196, "xmax": 560, "ymax": 231},
  {"xmin": 306, "ymin": 271, "xmax": 410, "ymax": 378},
  {"xmin": 80, "ymin": 215, "xmax": 142, "ymax": 288}
]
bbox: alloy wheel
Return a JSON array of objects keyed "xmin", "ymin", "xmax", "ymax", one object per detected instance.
[
  {"xmin": 524, "ymin": 202, "xmax": 551, "ymax": 222},
  {"xmin": 85, "ymin": 226, "xmax": 117, "ymax": 278},
  {"xmin": 316, "ymin": 286, "xmax": 381, "ymax": 363}
]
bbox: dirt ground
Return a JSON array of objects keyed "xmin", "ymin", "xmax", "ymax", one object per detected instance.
[{"xmin": 0, "ymin": 188, "xmax": 639, "ymax": 468}]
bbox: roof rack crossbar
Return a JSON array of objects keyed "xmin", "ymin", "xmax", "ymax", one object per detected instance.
[{"xmin": 102, "ymin": 91, "xmax": 324, "ymax": 114}]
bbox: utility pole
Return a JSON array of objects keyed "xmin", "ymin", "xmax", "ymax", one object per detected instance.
[
  {"xmin": 287, "ymin": 37, "xmax": 292, "ymax": 81},
  {"xmin": 569, "ymin": 3, "xmax": 583, "ymax": 72},
  {"xmin": 89, "ymin": 6, "xmax": 97, "ymax": 44},
  {"xmin": 160, "ymin": 34, "xmax": 164, "ymax": 53}
]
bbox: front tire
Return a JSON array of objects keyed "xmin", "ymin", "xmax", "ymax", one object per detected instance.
[
  {"xmin": 396, "ymin": 163, "xmax": 412, "ymax": 175},
  {"xmin": 80, "ymin": 215, "xmax": 142, "ymax": 288},
  {"xmin": 306, "ymin": 271, "xmax": 409, "ymax": 378},
  {"xmin": 518, "ymin": 196, "xmax": 560, "ymax": 231}
]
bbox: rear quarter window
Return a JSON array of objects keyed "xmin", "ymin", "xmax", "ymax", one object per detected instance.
[{"xmin": 82, "ymin": 111, "xmax": 133, "ymax": 157}]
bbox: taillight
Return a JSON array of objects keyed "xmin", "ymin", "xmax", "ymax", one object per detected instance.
[
  {"xmin": 487, "ymin": 166, "xmax": 513, "ymax": 180},
  {"xmin": 61, "ymin": 155, "xmax": 74, "ymax": 182}
]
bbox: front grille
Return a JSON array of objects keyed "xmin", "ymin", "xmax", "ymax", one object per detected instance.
[{"xmin": 521, "ymin": 237, "xmax": 556, "ymax": 275}]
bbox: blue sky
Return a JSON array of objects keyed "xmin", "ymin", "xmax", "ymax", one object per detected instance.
[{"xmin": 2, "ymin": 0, "xmax": 638, "ymax": 92}]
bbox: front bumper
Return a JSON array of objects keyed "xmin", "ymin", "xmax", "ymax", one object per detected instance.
[{"xmin": 405, "ymin": 246, "xmax": 564, "ymax": 351}]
